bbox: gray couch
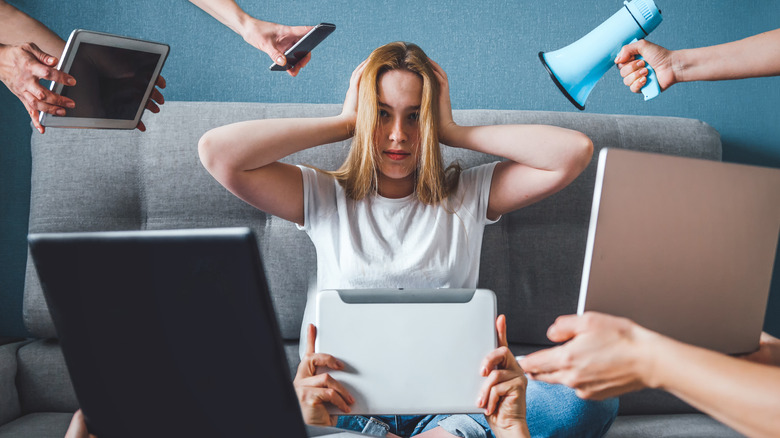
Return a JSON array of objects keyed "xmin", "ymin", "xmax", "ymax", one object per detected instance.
[{"xmin": 0, "ymin": 102, "xmax": 743, "ymax": 437}]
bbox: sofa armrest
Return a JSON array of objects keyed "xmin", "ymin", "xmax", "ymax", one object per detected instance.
[{"xmin": 0, "ymin": 340, "xmax": 30, "ymax": 427}]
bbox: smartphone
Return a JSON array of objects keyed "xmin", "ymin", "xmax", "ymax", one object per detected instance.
[{"xmin": 269, "ymin": 23, "xmax": 336, "ymax": 71}]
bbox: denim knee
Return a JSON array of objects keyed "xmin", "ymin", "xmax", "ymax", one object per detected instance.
[
  {"xmin": 526, "ymin": 380, "xmax": 619, "ymax": 438},
  {"xmin": 414, "ymin": 414, "xmax": 493, "ymax": 438}
]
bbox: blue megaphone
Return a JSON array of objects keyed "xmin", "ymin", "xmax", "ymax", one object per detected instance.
[{"xmin": 539, "ymin": 0, "xmax": 663, "ymax": 110}]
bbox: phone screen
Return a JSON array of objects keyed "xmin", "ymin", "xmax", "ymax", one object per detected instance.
[{"xmin": 269, "ymin": 23, "xmax": 335, "ymax": 71}]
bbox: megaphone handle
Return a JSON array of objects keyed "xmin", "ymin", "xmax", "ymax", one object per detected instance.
[{"xmin": 637, "ymin": 55, "xmax": 661, "ymax": 100}]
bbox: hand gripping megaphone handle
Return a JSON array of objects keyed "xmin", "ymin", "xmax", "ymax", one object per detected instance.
[
  {"xmin": 630, "ymin": 39, "xmax": 661, "ymax": 100},
  {"xmin": 637, "ymin": 55, "xmax": 660, "ymax": 100}
]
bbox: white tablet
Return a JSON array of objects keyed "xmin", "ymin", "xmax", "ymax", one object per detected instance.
[
  {"xmin": 40, "ymin": 29, "xmax": 169, "ymax": 130},
  {"xmin": 315, "ymin": 288, "xmax": 497, "ymax": 415}
]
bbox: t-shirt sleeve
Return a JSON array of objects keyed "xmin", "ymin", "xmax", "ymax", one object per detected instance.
[
  {"xmin": 296, "ymin": 165, "xmax": 338, "ymax": 232},
  {"xmin": 455, "ymin": 161, "xmax": 501, "ymax": 225}
]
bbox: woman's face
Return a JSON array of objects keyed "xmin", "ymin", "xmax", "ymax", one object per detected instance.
[{"xmin": 374, "ymin": 69, "xmax": 423, "ymax": 197}]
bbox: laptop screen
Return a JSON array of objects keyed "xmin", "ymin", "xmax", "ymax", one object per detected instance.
[{"xmin": 29, "ymin": 228, "xmax": 308, "ymax": 438}]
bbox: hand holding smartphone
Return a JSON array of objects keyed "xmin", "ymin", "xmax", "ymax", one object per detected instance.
[{"xmin": 270, "ymin": 23, "xmax": 336, "ymax": 71}]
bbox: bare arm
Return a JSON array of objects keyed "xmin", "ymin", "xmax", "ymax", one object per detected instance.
[
  {"xmin": 430, "ymin": 61, "xmax": 593, "ymax": 220},
  {"xmin": 616, "ymin": 28, "xmax": 780, "ymax": 93},
  {"xmin": 520, "ymin": 312, "xmax": 780, "ymax": 438},
  {"xmin": 187, "ymin": 0, "xmax": 314, "ymax": 76},
  {"xmin": 0, "ymin": 0, "xmax": 64, "ymax": 56},
  {"xmin": 198, "ymin": 61, "xmax": 366, "ymax": 224}
]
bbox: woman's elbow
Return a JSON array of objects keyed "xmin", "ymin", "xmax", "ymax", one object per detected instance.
[
  {"xmin": 572, "ymin": 132, "xmax": 594, "ymax": 173},
  {"xmin": 198, "ymin": 130, "xmax": 228, "ymax": 177}
]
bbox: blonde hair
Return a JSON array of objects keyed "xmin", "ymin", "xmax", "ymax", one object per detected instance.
[{"xmin": 328, "ymin": 42, "xmax": 461, "ymax": 204}]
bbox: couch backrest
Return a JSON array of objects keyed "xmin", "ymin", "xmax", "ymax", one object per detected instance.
[{"xmin": 25, "ymin": 102, "xmax": 721, "ymax": 346}]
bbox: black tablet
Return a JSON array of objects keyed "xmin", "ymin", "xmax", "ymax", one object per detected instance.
[{"xmin": 39, "ymin": 29, "xmax": 169, "ymax": 129}]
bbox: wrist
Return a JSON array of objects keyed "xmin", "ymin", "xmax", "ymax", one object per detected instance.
[
  {"xmin": 494, "ymin": 425, "xmax": 531, "ymax": 438},
  {"xmin": 438, "ymin": 121, "xmax": 462, "ymax": 147},
  {"xmin": 632, "ymin": 323, "xmax": 671, "ymax": 389},
  {"xmin": 335, "ymin": 113, "xmax": 356, "ymax": 138}
]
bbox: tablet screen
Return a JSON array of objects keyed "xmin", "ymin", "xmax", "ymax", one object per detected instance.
[{"xmin": 59, "ymin": 43, "xmax": 161, "ymax": 120}]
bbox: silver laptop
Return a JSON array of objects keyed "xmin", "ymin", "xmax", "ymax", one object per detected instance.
[
  {"xmin": 28, "ymin": 228, "xmax": 364, "ymax": 438},
  {"xmin": 315, "ymin": 288, "xmax": 496, "ymax": 415},
  {"xmin": 578, "ymin": 148, "xmax": 780, "ymax": 355}
]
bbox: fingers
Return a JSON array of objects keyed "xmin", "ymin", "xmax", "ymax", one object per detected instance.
[
  {"xmin": 155, "ymin": 75, "xmax": 166, "ymax": 89},
  {"xmin": 65, "ymin": 409, "xmax": 91, "ymax": 438},
  {"xmin": 147, "ymin": 89, "xmax": 164, "ymax": 112},
  {"xmin": 481, "ymin": 345, "xmax": 520, "ymax": 376},
  {"xmin": 298, "ymin": 372, "xmax": 355, "ymax": 413},
  {"xmin": 306, "ymin": 323, "xmax": 317, "ymax": 356},
  {"xmin": 614, "ymin": 41, "xmax": 643, "ymax": 65},
  {"xmin": 477, "ymin": 368, "xmax": 515, "ymax": 407},
  {"xmin": 136, "ymin": 120, "xmax": 147, "ymax": 132},
  {"xmin": 23, "ymin": 44, "xmax": 76, "ymax": 87},
  {"xmin": 545, "ymin": 314, "xmax": 581, "ymax": 343},
  {"xmin": 288, "ymin": 52, "xmax": 311, "ymax": 77},
  {"xmin": 518, "ymin": 345, "xmax": 564, "ymax": 376},
  {"xmin": 496, "ymin": 314, "xmax": 508, "ymax": 348}
]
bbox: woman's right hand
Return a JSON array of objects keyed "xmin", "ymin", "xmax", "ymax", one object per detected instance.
[
  {"xmin": 478, "ymin": 315, "xmax": 531, "ymax": 438},
  {"xmin": 293, "ymin": 324, "xmax": 355, "ymax": 426},
  {"xmin": 339, "ymin": 59, "xmax": 368, "ymax": 136}
]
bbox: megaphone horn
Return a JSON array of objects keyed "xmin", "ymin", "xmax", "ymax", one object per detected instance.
[{"xmin": 539, "ymin": 0, "xmax": 663, "ymax": 110}]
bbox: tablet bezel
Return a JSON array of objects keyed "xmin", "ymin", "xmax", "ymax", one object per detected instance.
[{"xmin": 39, "ymin": 29, "xmax": 169, "ymax": 130}]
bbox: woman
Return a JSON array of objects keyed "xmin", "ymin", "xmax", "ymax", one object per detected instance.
[{"xmin": 199, "ymin": 42, "xmax": 615, "ymax": 438}]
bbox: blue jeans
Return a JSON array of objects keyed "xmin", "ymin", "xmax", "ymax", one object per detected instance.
[{"xmin": 336, "ymin": 381, "xmax": 618, "ymax": 438}]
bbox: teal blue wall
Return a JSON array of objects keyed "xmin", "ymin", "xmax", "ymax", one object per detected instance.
[{"xmin": 2, "ymin": 0, "xmax": 779, "ymax": 337}]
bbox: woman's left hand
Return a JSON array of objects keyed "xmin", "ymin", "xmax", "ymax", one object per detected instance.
[
  {"xmin": 477, "ymin": 315, "xmax": 531, "ymax": 438},
  {"xmin": 428, "ymin": 59, "xmax": 459, "ymax": 146}
]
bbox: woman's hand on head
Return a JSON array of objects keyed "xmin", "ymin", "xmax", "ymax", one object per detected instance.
[
  {"xmin": 477, "ymin": 315, "xmax": 531, "ymax": 438},
  {"xmin": 428, "ymin": 59, "xmax": 459, "ymax": 146},
  {"xmin": 293, "ymin": 324, "xmax": 354, "ymax": 426},
  {"xmin": 339, "ymin": 59, "xmax": 368, "ymax": 136}
]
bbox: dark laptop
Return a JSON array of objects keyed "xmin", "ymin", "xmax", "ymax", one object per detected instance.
[{"xmin": 28, "ymin": 227, "xmax": 363, "ymax": 438}]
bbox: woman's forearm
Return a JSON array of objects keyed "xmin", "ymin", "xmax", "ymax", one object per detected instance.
[
  {"xmin": 673, "ymin": 28, "xmax": 780, "ymax": 83},
  {"xmin": 188, "ymin": 0, "xmax": 253, "ymax": 35},
  {"xmin": 445, "ymin": 123, "xmax": 593, "ymax": 175},
  {"xmin": 0, "ymin": 1, "xmax": 64, "ymax": 56},
  {"xmin": 199, "ymin": 115, "xmax": 351, "ymax": 175},
  {"xmin": 646, "ymin": 335, "xmax": 780, "ymax": 438}
]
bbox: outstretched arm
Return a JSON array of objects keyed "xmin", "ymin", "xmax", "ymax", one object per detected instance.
[
  {"xmin": 520, "ymin": 312, "xmax": 780, "ymax": 438},
  {"xmin": 188, "ymin": 0, "xmax": 314, "ymax": 76},
  {"xmin": 616, "ymin": 28, "xmax": 780, "ymax": 94},
  {"xmin": 198, "ymin": 60, "xmax": 367, "ymax": 224},
  {"xmin": 0, "ymin": 0, "xmax": 72, "ymax": 133},
  {"xmin": 430, "ymin": 61, "xmax": 593, "ymax": 220}
]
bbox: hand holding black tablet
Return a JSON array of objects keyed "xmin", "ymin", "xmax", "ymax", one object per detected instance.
[{"xmin": 40, "ymin": 30, "xmax": 169, "ymax": 130}]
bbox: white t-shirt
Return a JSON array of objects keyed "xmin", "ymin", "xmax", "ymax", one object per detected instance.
[{"xmin": 296, "ymin": 162, "xmax": 499, "ymax": 356}]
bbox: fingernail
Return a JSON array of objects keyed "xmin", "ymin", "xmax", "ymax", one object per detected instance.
[
  {"xmin": 56, "ymin": 109, "xmax": 66, "ymax": 116},
  {"xmin": 476, "ymin": 396, "xmax": 483, "ymax": 406},
  {"xmin": 67, "ymin": 101, "xmax": 75, "ymax": 108},
  {"xmin": 68, "ymin": 78, "xmax": 76, "ymax": 86},
  {"xmin": 276, "ymin": 56, "xmax": 285, "ymax": 65}
]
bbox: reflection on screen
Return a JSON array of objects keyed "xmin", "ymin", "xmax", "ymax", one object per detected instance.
[{"xmin": 58, "ymin": 43, "xmax": 161, "ymax": 120}]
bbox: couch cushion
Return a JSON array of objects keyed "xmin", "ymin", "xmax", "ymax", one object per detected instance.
[
  {"xmin": 0, "ymin": 341, "xmax": 26, "ymax": 426},
  {"xmin": 605, "ymin": 413, "xmax": 743, "ymax": 438},
  {"xmin": 0, "ymin": 412, "xmax": 72, "ymax": 438},
  {"xmin": 16, "ymin": 339, "xmax": 78, "ymax": 414}
]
